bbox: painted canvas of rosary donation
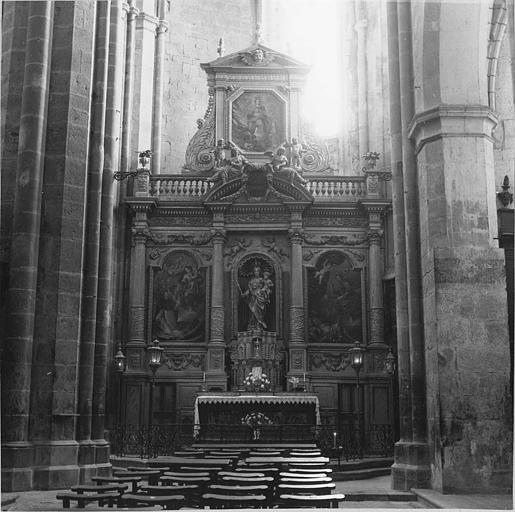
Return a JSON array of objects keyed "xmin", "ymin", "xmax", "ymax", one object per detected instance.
[
  {"xmin": 231, "ymin": 92, "xmax": 285, "ymax": 152},
  {"xmin": 237, "ymin": 257, "xmax": 276, "ymax": 332},
  {"xmin": 307, "ymin": 252, "xmax": 363, "ymax": 343},
  {"xmin": 152, "ymin": 251, "xmax": 205, "ymax": 342}
]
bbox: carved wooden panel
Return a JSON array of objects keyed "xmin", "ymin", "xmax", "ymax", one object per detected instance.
[{"xmin": 125, "ymin": 384, "xmax": 143, "ymax": 426}]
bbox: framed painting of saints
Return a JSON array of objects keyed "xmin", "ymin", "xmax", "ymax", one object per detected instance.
[
  {"xmin": 307, "ymin": 252, "xmax": 364, "ymax": 343},
  {"xmin": 152, "ymin": 251, "xmax": 206, "ymax": 342},
  {"xmin": 230, "ymin": 91, "xmax": 286, "ymax": 153}
]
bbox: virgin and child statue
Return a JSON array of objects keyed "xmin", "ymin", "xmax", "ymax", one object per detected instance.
[{"xmin": 240, "ymin": 265, "xmax": 274, "ymax": 331}]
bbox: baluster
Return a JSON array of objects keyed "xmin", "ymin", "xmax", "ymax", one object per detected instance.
[
  {"xmin": 328, "ymin": 181, "xmax": 335, "ymax": 198},
  {"xmin": 331, "ymin": 180, "xmax": 339, "ymax": 198},
  {"xmin": 187, "ymin": 179, "xmax": 194, "ymax": 195},
  {"xmin": 315, "ymin": 180, "xmax": 321, "ymax": 197},
  {"xmin": 343, "ymin": 180, "xmax": 349, "ymax": 195},
  {"xmin": 193, "ymin": 179, "xmax": 200, "ymax": 196},
  {"xmin": 351, "ymin": 182, "xmax": 356, "ymax": 195}
]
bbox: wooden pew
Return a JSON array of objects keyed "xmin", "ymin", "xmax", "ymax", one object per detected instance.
[{"xmin": 278, "ymin": 492, "xmax": 345, "ymax": 508}]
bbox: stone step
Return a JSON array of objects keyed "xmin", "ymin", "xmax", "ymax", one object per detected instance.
[
  {"xmin": 335, "ymin": 457, "xmax": 393, "ymax": 471},
  {"xmin": 343, "ymin": 490, "xmax": 418, "ymax": 502},
  {"xmin": 333, "ymin": 466, "xmax": 392, "ymax": 481}
]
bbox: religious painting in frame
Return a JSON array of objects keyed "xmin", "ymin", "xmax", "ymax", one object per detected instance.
[
  {"xmin": 152, "ymin": 250, "xmax": 206, "ymax": 342},
  {"xmin": 307, "ymin": 251, "xmax": 363, "ymax": 343},
  {"xmin": 230, "ymin": 90, "xmax": 286, "ymax": 153}
]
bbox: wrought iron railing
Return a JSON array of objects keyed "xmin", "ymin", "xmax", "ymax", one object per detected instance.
[{"xmin": 109, "ymin": 422, "xmax": 393, "ymax": 460}]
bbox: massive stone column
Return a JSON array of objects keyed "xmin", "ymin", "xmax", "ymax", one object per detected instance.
[
  {"xmin": 151, "ymin": 0, "xmax": 168, "ymax": 174},
  {"xmin": 77, "ymin": 0, "xmax": 111, "ymax": 473},
  {"xmin": 131, "ymin": 4, "xmax": 158, "ymax": 169},
  {"xmin": 1, "ymin": 0, "xmax": 53, "ymax": 491},
  {"xmin": 91, "ymin": 0, "xmax": 125, "ymax": 472},
  {"xmin": 385, "ymin": 0, "xmax": 413, "ymax": 484}
]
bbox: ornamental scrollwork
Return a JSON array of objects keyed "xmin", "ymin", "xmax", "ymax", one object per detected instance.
[
  {"xmin": 224, "ymin": 238, "xmax": 252, "ymax": 268},
  {"xmin": 183, "ymin": 91, "xmax": 215, "ymax": 172},
  {"xmin": 262, "ymin": 237, "xmax": 288, "ymax": 261},
  {"xmin": 310, "ymin": 352, "xmax": 351, "ymax": 372},
  {"xmin": 163, "ymin": 353, "xmax": 205, "ymax": 371},
  {"xmin": 301, "ymin": 233, "xmax": 368, "ymax": 246}
]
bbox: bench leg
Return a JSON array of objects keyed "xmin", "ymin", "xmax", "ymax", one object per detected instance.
[
  {"xmin": 78, "ymin": 499, "xmax": 86, "ymax": 508},
  {"xmin": 62, "ymin": 498, "xmax": 70, "ymax": 509}
]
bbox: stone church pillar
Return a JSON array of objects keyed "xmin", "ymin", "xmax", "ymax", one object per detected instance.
[
  {"xmin": 1, "ymin": 1, "xmax": 53, "ymax": 490},
  {"xmin": 386, "ymin": 0, "xmax": 413, "ymax": 454},
  {"xmin": 206, "ymin": 228, "xmax": 228, "ymax": 390}
]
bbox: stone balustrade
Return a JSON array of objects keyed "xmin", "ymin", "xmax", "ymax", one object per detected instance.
[
  {"xmin": 146, "ymin": 174, "xmax": 373, "ymax": 201},
  {"xmin": 304, "ymin": 176, "xmax": 367, "ymax": 200}
]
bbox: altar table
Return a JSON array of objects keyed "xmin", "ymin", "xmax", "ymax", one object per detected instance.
[{"xmin": 193, "ymin": 394, "xmax": 321, "ymax": 443}]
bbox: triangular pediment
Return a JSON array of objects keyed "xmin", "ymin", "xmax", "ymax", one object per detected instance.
[{"xmin": 201, "ymin": 43, "xmax": 309, "ymax": 72}]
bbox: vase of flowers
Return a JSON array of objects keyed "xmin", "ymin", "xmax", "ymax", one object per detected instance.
[
  {"xmin": 242, "ymin": 371, "xmax": 271, "ymax": 392},
  {"xmin": 241, "ymin": 412, "xmax": 273, "ymax": 441}
]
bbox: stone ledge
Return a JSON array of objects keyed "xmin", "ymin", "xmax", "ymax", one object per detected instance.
[
  {"xmin": 412, "ymin": 488, "xmax": 513, "ymax": 510},
  {"xmin": 408, "ymin": 104, "xmax": 498, "ymax": 154}
]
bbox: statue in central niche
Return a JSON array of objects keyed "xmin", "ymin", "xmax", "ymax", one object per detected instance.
[{"xmin": 239, "ymin": 263, "xmax": 274, "ymax": 330}]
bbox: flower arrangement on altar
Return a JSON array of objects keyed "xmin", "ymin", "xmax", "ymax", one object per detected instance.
[
  {"xmin": 242, "ymin": 371, "xmax": 271, "ymax": 392},
  {"xmin": 241, "ymin": 412, "xmax": 273, "ymax": 429}
]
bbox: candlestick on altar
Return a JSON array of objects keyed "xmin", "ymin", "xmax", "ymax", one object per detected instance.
[
  {"xmin": 203, "ymin": 372, "xmax": 206, "ymax": 382},
  {"xmin": 333, "ymin": 432, "xmax": 337, "ymax": 449},
  {"xmin": 303, "ymin": 373, "xmax": 306, "ymax": 382}
]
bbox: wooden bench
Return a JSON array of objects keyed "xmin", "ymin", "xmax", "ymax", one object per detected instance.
[
  {"xmin": 91, "ymin": 475, "xmax": 142, "ymax": 493},
  {"xmin": 127, "ymin": 465, "xmax": 169, "ymax": 473},
  {"xmin": 221, "ymin": 475, "xmax": 274, "ymax": 485},
  {"xmin": 278, "ymin": 492, "xmax": 345, "ymax": 508},
  {"xmin": 279, "ymin": 476, "xmax": 333, "ymax": 484},
  {"xmin": 290, "ymin": 467, "xmax": 333, "ymax": 474},
  {"xmin": 121, "ymin": 493, "xmax": 185, "ymax": 510},
  {"xmin": 163, "ymin": 471, "xmax": 210, "ymax": 478},
  {"xmin": 56, "ymin": 491, "xmax": 118, "ymax": 509},
  {"xmin": 235, "ymin": 467, "xmax": 279, "ymax": 476},
  {"xmin": 202, "ymin": 492, "xmax": 267, "ymax": 509},
  {"xmin": 277, "ymin": 482, "xmax": 336, "ymax": 495},
  {"xmin": 279, "ymin": 472, "xmax": 329, "ymax": 479},
  {"xmin": 113, "ymin": 469, "xmax": 160, "ymax": 485},
  {"xmin": 140, "ymin": 483, "xmax": 198, "ymax": 506},
  {"xmin": 70, "ymin": 484, "xmax": 127, "ymax": 494},
  {"xmin": 179, "ymin": 465, "xmax": 224, "ymax": 473},
  {"xmin": 172, "ymin": 450, "xmax": 204, "ymax": 457},
  {"xmin": 219, "ymin": 471, "xmax": 265, "ymax": 478}
]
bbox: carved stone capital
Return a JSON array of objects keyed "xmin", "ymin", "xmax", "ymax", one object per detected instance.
[
  {"xmin": 211, "ymin": 229, "xmax": 227, "ymax": 244},
  {"xmin": 407, "ymin": 104, "xmax": 498, "ymax": 154},
  {"xmin": 131, "ymin": 225, "xmax": 151, "ymax": 244},
  {"xmin": 367, "ymin": 229, "xmax": 384, "ymax": 246},
  {"xmin": 288, "ymin": 229, "xmax": 304, "ymax": 245}
]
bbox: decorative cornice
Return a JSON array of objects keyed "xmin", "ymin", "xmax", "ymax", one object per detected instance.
[{"xmin": 408, "ymin": 104, "xmax": 498, "ymax": 154}]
